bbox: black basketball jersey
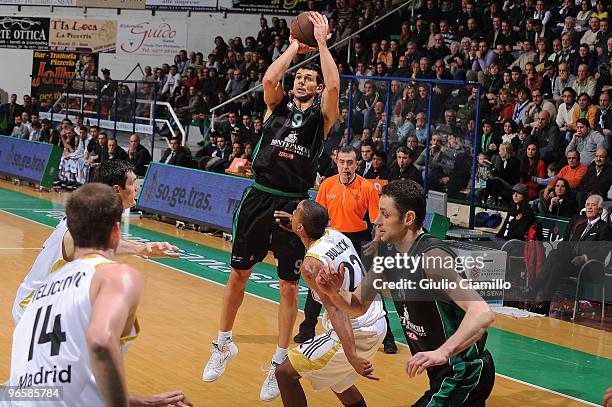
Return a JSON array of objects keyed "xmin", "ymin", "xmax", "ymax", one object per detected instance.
[
  {"xmin": 382, "ymin": 233, "xmax": 488, "ymax": 381},
  {"xmin": 251, "ymin": 94, "xmax": 325, "ymax": 194}
]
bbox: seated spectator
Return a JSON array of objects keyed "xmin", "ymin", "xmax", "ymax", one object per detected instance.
[
  {"xmin": 528, "ymin": 110, "xmax": 563, "ymax": 163},
  {"xmin": 538, "ymin": 194, "xmax": 612, "ymax": 315},
  {"xmin": 388, "ymin": 146, "xmax": 423, "ymax": 185},
  {"xmin": 568, "ymin": 93, "xmax": 598, "ymax": 132},
  {"xmin": 406, "ymin": 135, "xmax": 424, "ymax": 158},
  {"xmin": 572, "ymin": 64, "xmax": 597, "ymax": 98},
  {"xmin": 492, "ymin": 89, "xmax": 515, "ymax": 124},
  {"xmin": 357, "ymin": 141, "xmax": 374, "ymax": 176},
  {"xmin": 241, "ymin": 142, "xmax": 253, "ymax": 163},
  {"xmin": 10, "ymin": 115, "xmax": 29, "ymax": 139},
  {"xmin": 107, "ymin": 138, "xmax": 128, "ymax": 161},
  {"xmin": 474, "ymin": 152, "xmax": 493, "ymax": 202},
  {"xmin": 552, "ymin": 63, "xmax": 576, "ymax": 99},
  {"xmin": 520, "ymin": 143, "xmax": 547, "ymax": 200},
  {"xmin": 594, "ymin": 91, "xmax": 611, "ymax": 145},
  {"xmin": 127, "ymin": 134, "xmax": 152, "ymax": 177},
  {"xmin": 566, "ymin": 118, "xmax": 607, "ymax": 166},
  {"xmin": 511, "ymin": 87, "xmax": 532, "ymax": 125},
  {"xmin": 478, "ymin": 120, "xmax": 502, "ymax": 157},
  {"xmin": 523, "ymin": 90, "xmax": 557, "ymax": 131},
  {"xmin": 435, "ymin": 109, "xmax": 461, "ymax": 137},
  {"xmin": 556, "ymin": 87, "xmax": 578, "ymax": 137},
  {"xmin": 160, "ymin": 136, "xmax": 192, "ymax": 167},
  {"xmin": 161, "ymin": 65, "xmax": 181, "ymax": 101},
  {"xmin": 539, "ymin": 177, "xmax": 579, "ymax": 216},
  {"xmin": 576, "ymin": 148, "xmax": 612, "ymax": 207},
  {"xmin": 542, "ymin": 150, "xmax": 588, "ymax": 203},
  {"xmin": 580, "ymin": 17, "xmax": 602, "ymax": 51},
  {"xmin": 496, "ymin": 183, "xmax": 536, "ymax": 240},
  {"xmin": 205, "ymin": 135, "xmax": 232, "ymax": 172},
  {"xmin": 363, "ymin": 150, "xmax": 389, "ymax": 180},
  {"xmin": 483, "ymin": 142, "xmax": 520, "ymax": 205},
  {"xmin": 501, "ymin": 119, "xmax": 519, "ymax": 149}
]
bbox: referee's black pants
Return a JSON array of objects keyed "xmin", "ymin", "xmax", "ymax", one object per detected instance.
[{"xmin": 297, "ymin": 229, "xmax": 396, "ymax": 344}]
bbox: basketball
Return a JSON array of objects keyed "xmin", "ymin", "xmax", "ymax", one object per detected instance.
[{"xmin": 291, "ymin": 12, "xmax": 317, "ymax": 48}]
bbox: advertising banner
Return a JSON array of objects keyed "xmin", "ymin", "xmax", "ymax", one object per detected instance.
[
  {"xmin": 536, "ymin": 214, "xmax": 570, "ymax": 242},
  {"xmin": 0, "ymin": 16, "xmax": 50, "ymax": 49},
  {"xmin": 31, "ymin": 50, "xmax": 99, "ymax": 102},
  {"xmin": 49, "ymin": 18, "xmax": 116, "ymax": 53},
  {"xmin": 76, "ymin": 0, "xmax": 145, "ymax": 8},
  {"xmin": 0, "ymin": 1, "xmax": 76, "ymax": 5},
  {"xmin": 116, "ymin": 20, "xmax": 187, "ymax": 56},
  {"xmin": 145, "ymin": 0, "xmax": 217, "ymax": 10},
  {"xmin": 0, "ymin": 136, "xmax": 62, "ymax": 188},
  {"xmin": 232, "ymin": 0, "xmax": 326, "ymax": 13},
  {"xmin": 138, "ymin": 163, "xmax": 318, "ymax": 230}
]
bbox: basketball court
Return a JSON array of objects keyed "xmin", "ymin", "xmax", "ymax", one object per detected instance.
[{"xmin": 0, "ymin": 179, "xmax": 610, "ymax": 406}]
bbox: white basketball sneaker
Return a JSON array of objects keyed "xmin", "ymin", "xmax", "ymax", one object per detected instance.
[
  {"xmin": 260, "ymin": 361, "xmax": 281, "ymax": 402},
  {"xmin": 202, "ymin": 341, "xmax": 238, "ymax": 382}
]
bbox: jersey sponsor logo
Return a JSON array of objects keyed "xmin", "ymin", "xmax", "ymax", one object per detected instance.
[
  {"xmin": 270, "ymin": 131, "xmax": 310, "ymax": 158},
  {"xmin": 278, "ymin": 151, "xmax": 295, "ymax": 160},
  {"xmin": 18, "ymin": 365, "xmax": 72, "ymax": 389},
  {"xmin": 407, "ymin": 332, "xmax": 418, "ymax": 341},
  {"xmin": 398, "ymin": 305, "xmax": 426, "ymax": 337}
]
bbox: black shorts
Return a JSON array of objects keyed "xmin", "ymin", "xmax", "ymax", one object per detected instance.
[
  {"xmin": 412, "ymin": 350, "xmax": 495, "ymax": 407},
  {"xmin": 231, "ymin": 185, "xmax": 308, "ymax": 281}
]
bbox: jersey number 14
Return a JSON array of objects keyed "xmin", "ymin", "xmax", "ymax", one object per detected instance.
[{"xmin": 28, "ymin": 305, "xmax": 67, "ymax": 361}]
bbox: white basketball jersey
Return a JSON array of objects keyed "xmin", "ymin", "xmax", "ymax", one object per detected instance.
[
  {"xmin": 7, "ymin": 255, "xmax": 138, "ymax": 407},
  {"xmin": 13, "ymin": 218, "xmax": 68, "ymax": 323},
  {"xmin": 305, "ymin": 228, "xmax": 385, "ymax": 331}
]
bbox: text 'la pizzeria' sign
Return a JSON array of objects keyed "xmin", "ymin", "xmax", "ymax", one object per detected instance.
[{"xmin": 49, "ymin": 18, "xmax": 117, "ymax": 53}]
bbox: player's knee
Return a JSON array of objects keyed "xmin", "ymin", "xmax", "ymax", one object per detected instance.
[
  {"xmin": 278, "ymin": 280, "xmax": 299, "ymax": 299},
  {"xmin": 275, "ymin": 359, "xmax": 298, "ymax": 383},
  {"xmin": 229, "ymin": 267, "xmax": 252, "ymax": 284}
]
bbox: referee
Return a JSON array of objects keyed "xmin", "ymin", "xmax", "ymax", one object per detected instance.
[{"xmin": 294, "ymin": 145, "xmax": 397, "ymax": 353}]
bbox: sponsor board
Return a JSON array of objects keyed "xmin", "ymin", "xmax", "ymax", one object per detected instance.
[
  {"xmin": 116, "ymin": 20, "xmax": 187, "ymax": 56},
  {"xmin": 49, "ymin": 18, "xmax": 116, "ymax": 53},
  {"xmin": 0, "ymin": 136, "xmax": 62, "ymax": 188},
  {"xmin": 0, "ymin": 16, "xmax": 50, "ymax": 49},
  {"xmin": 144, "ymin": 0, "xmax": 217, "ymax": 10}
]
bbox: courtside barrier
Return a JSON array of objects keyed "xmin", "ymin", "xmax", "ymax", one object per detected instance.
[
  {"xmin": 0, "ymin": 136, "xmax": 62, "ymax": 188},
  {"xmin": 137, "ymin": 163, "xmax": 317, "ymax": 232}
]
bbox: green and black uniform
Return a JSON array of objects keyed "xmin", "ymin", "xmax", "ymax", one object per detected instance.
[
  {"xmin": 383, "ymin": 233, "xmax": 495, "ymax": 407},
  {"xmin": 231, "ymin": 94, "xmax": 326, "ymax": 280}
]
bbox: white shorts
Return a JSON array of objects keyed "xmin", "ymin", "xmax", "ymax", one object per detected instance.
[{"xmin": 288, "ymin": 317, "xmax": 387, "ymax": 393}]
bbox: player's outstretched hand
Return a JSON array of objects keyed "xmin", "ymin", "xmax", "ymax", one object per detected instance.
[
  {"xmin": 140, "ymin": 242, "xmax": 180, "ymax": 259},
  {"xmin": 289, "ymin": 34, "xmax": 317, "ymax": 54},
  {"xmin": 130, "ymin": 390, "xmax": 193, "ymax": 406},
  {"xmin": 406, "ymin": 350, "xmax": 449, "ymax": 378},
  {"xmin": 273, "ymin": 210, "xmax": 293, "ymax": 232},
  {"xmin": 348, "ymin": 356, "xmax": 379, "ymax": 381},
  {"xmin": 308, "ymin": 12, "xmax": 332, "ymax": 46},
  {"xmin": 315, "ymin": 261, "xmax": 344, "ymax": 295}
]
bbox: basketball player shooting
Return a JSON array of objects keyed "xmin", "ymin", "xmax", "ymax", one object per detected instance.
[{"xmin": 203, "ymin": 11, "xmax": 340, "ymax": 403}]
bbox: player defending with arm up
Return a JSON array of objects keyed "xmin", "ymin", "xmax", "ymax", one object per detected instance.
[
  {"xmin": 318, "ymin": 180, "xmax": 497, "ymax": 407},
  {"xmin": 203, "ymin": 12, "xmax": 339, "ymax": 403}
]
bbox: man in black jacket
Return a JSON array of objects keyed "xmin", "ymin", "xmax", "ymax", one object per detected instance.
[
  {"xmin": 539, "ymin": 194, "xmax": 612, "ymax": 315},
  {"xmin": 160, "ymin": 137, "xmax": 192, "ymax": 167},
  {"xmin": 528, "ymin": 110, "xmax": 563, "ymax": 163},
  {"xmin": 127, "ymin": 134, "xmax": 152, "ymax": 176},
  {"xmin": 388, "ymin": 147, "xmax": 423, "ymax": 185},
  {"xmin": 577, "ymin": 148, "xmax": 612, "ymax": 207}
]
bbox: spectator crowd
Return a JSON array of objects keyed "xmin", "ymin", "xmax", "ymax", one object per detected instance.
[{"xmin": 1, "ymin": 0, "xmax": 611, "ymax": 233}]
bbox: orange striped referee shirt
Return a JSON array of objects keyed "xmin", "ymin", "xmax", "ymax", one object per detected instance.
[{"xmin": 315, "ymin": 174, "xmax": 380, "ymax": 233}]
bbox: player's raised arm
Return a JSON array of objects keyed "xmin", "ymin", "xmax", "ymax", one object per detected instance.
[
  {"xmin": 406, "ymin": 248, "xmax": 495, "ymax": 377},
  {"xmin": 87, "ymin": 264, "xmax": 143, "ymax": 407},
  {"xmin": 309, "ymin": 12, "xmax": 339, "ymax": 136},
  {"xmin": 262, "ymin": 39, "xmax": 300, "ymax": 112}
]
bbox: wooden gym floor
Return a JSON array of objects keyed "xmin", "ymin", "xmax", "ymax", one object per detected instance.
[{"xmin": 0, "ymin": 180, "xmax": 610, "ymax": 406}]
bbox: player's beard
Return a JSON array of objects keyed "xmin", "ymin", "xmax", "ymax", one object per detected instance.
[{"xmin": 294, "ymin": 92, "xmax": 315, "ymax": 103}]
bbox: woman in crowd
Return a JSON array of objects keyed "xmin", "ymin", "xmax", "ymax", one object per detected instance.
[
  {"xmin": 519, "ymin": 142, "xmax": 547, "ymax": 200},
  {"xmin": 496, "ymin": 183, "xmax": 536, "ymax": 240},
  {"xmin": 493, "ymin": 89, "xmax": 516, "ymax": 124},
  {"xmin": 538, "ymin": 177, "xmax": 579, "ymax": 217}
]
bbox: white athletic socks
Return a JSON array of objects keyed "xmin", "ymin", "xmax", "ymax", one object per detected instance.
[
  {"xmin": 218, "ymin": 330, "xmax": 233, "ymax": 345},
  {"xmin": 272, "ymin": 346, "xmax": 288, "ymax": 365}
]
